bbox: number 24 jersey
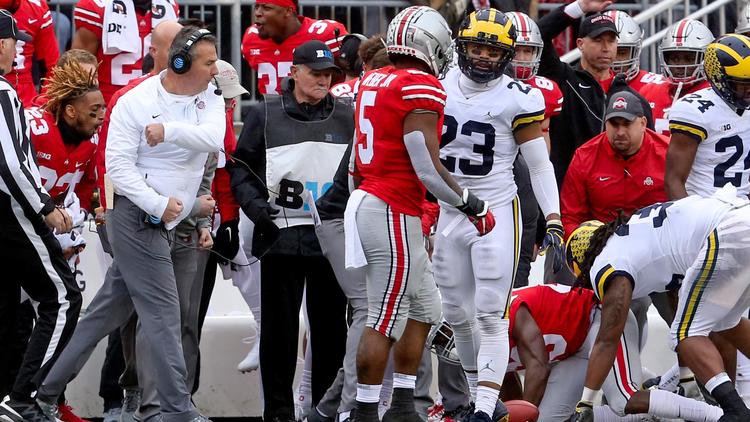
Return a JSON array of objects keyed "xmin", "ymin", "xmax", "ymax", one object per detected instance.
[
  {"xmin": 439, "ymin": 68, "xmax": 545, "ymax": 208},
  {"xmin": 669, "ymin": 87, "xmax": 750, "ymax": 198}
]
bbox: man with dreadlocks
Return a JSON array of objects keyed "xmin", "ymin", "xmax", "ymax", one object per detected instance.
[
  {"xmin": 564, "ymin": 186, "xmax": 750, "ymax": 422},
  {"xmin": 24, "ymin": 60, "xmax": 105, "ymax": 267}
]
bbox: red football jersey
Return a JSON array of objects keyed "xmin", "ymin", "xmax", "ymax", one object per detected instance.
[
  {"xmin": 10, "ymin": 0, "xmax": 59, "ymax": 106},
  {"xmin": 73, "ymin": 0, "xmax": 179, "ymax": 103},
  {"xmin": 524, "ymin": 75, "xmax": 563, "ymax": 119},
  {"xmin": 354, "ymin": 66, "xmax": 446, "ymax": 216},
  {"xmin": 640, "ymin": 79, "xmax": 710, "ymax": 136},
  {"xmin": 242, "ymin": 16, "xmax": 347, "ymax": 95},
  {"xmin": 25, "ymin": 106, "xmax": 97, "ymax": 210},
  {"xmin": 507, "ymin": 284, "xmax": 598, "ymax": 372},
  {"xmin": 627, "ymin": 69, "xmax": 666, "ymax": 95},
  {"xmin": 330, "ymin": 77, "xmax": 359, "ymax": 99}
]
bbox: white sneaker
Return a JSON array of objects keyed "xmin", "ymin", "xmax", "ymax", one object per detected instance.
[{"xmin": 237, "ymin": 320, "xmax": 259, "ymax": 373}]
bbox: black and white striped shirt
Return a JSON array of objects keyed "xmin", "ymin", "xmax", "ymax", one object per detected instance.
[{"xmin": 0, "ymin": 75, "xmax": 54, "ymax": 216}]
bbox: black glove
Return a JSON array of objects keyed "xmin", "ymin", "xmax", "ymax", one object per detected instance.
[
  {"xmin": 567, "ymin": 400, "xmax": 593, "ymax": 422},
  {"xmin": 213, "ymin": 219, "xmax": 239, "ymax": 265},
  {"xmin": 251, "ymin": 208, "xmax": 280, "ymax": 258},
  {"xmin": 455, "ymin": 188, "xmax": 489, "ymax": 217},
  {"xmin": 540, "ymin": 219, "xmax": 565, "ymax": 273}
]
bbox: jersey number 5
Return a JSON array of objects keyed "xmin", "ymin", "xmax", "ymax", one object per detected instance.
[
  {"xmin": 440, "ymin": 115, "xmax": 495, "ymax": 176},
  {"xmin": 357, "ymin": 90, "xmax": 377, "ymax": 165}
]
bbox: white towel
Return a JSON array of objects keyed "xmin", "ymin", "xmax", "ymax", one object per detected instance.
[
  {"xmin": 102, "ymin": 0, "xmax": 178, "ymax": 55},
  {"xmin": 344, "ymin": 189, "xmax": 367, "ymax": 269}
]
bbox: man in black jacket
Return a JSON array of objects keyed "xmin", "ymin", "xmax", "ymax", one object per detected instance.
[{"xmin": 228, "ymin": 40, "xmax": 350, "ymax": 422}]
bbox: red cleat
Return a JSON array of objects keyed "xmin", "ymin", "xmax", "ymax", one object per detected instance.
[{"xmin": 58, "ymin": 403, "xmax": 89, "ymax": 422}]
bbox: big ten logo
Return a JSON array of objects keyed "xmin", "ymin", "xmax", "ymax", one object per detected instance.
[
  {"xmin": 152, "ymin": 4, "xmax": 166, "ymax": 19},
  {"xmin": 112, "ymin": 0, "xmax": 127, "ymax": 14},
  {"xmin": 275, "ymin": 179, "xmax": 332, "ymax": 211}
]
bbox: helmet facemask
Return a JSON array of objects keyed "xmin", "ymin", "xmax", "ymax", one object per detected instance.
[
  {"xmin": 612, "ymin": 43, "xmax": 641, "ymax": 81},
  {"xmin": 510, "ymin": 43, "xmax": 542, "ymax": 80},
  {"xmin": 661, "ymin": 48, "xmax": 706, "ymax": 85},
  {"xmin": 457, "ymin": 39, "xmax": 514, "ymax": 83}
]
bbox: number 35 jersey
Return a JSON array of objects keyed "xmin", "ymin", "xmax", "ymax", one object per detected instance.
[
  {"xmin": 589, "ymin": 193, "xmax": 737, "ymax": 301},
  {"xmin": 440, "ymin": 68, "xmax": 545, "ymax": 208},
  {"xmin": 669, "ymin": 87, "xmax": 750, "ymax": 197}
]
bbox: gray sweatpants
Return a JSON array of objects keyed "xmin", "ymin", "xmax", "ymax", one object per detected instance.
[{"xmin": 37, "ymin": 195, "xmax": 198, "ymax": 422}]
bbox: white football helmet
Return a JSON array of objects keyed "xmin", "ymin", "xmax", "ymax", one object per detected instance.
[
  {"xmin": 737, "ymin": 1, "xmax": 750, "ymax": 35},
  {"xmin": 606, "ymin": 10, "xmax": 642, "ymax": 81},
  {"xmin": 658, "ymin": 18, "xmax": 714, "ymax": 85},
  {"xmin": 386, "ymin": 6, "xmax": 454, "ymax": 77},
  {"xmin": 425, "ymin": 320, "xmax": 460, "ymax": 364},
  {"xmin": 506, "ymin": 11, "xmax": 543, "ymax": 80}
]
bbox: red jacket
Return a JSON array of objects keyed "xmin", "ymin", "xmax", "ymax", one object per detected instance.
[
  {"xmin": 561, "ymin": 128, "xmax": 669, "ymax": 239},
  {"xmin": 212, "ymin": 109, "xmax": 240, "ymax": 223}
]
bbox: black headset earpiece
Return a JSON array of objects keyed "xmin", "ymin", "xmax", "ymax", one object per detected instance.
[
  {"xmin": 170, "ymin": 28, "xmax": 212, "ymax": 75},
  {"xmin": 213, "ymin": 76, "xmax": 222, "ymax": 96}
]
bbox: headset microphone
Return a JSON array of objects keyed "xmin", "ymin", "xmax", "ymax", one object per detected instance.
[{"xmin": 213, "ymin": 76, "xmax": 222, "ymax": 96}]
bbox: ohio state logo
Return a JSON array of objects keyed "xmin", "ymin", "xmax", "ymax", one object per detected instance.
[{"xmin": 612, "ymin": 97, "xmax": 627, "ymax": 109}]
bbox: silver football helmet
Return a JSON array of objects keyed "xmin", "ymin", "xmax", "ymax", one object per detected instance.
[
  {"xmin": 606, "ymin": 10, "xmax": 642, "ymax": 81},
  {"xmin": 658, "ymin": 18, "xmax": 714, "ymax": 85},
  {"xmin": 386, "ymin": 6, "xmax": 454, "ymax": 77},
  {"xmin": 425, "ymin": 320, "xmax": 460, "ymax": 364},
  {"xmin": 738, "ymin": 2, "xmax": 750, "ymax": 35},
  {"xmin": 506, "ymin": 11, "xmax": 543, "ymax": 80}
]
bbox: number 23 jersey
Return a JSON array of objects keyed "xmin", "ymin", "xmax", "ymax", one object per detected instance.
[
  {"xmin": 669, "ymin": 87, "xmax": 750, "ymax": 197},
  {"xmin": 440, "ymin": 68, "xmax": 544, "ymax": 208}
]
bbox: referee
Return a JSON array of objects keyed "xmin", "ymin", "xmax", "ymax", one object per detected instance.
[{"xmin": 0, "ymin": 10, "xmax": 82, "ymax": 422}]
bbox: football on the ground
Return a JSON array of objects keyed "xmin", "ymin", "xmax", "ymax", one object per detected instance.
[{"xmin": 505, "ymin": 400, "xmax": 539, "ymax": 422}]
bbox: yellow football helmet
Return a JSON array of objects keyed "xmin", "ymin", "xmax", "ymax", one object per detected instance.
[
  {"xmin": 565, "ymin": 220, "xmax": 604, "ymax": 278},
  {"xmin": 456, "ymin": 8, "xmax": 516, "ymax": 83},
  {"xmin": 705, "ymin": 34, "xmax": 750, "ymax": 111}
]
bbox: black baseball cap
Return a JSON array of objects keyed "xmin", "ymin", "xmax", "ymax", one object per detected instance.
[
  {"xmin": 605, "ymin": 91, "xmax": 645, "ymax": 122},
  {"xmin": 579, "ymin": 13, "xmax": 618, "ymax": 39},
  {"xmin": 293, "ymin": 40, "xmax": 341, "ymax": 73},
  {"xmin": 0, "ymin": 10, "xmax": 30, "ymax": 41}
]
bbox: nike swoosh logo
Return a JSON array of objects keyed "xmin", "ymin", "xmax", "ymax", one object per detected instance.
[
  {"xmin": 578, "ymin": 83, "xmax": 591, "ymax": 89},
  {"xmin": 599, "ymin": 176, "xmax": 611, "ymax": 181},
  {"xmin": 28, "ymin": 19, "xmax": 37, "ymax": 24},
  {"xmin": 152, "ymin": 114, "xmax": 160, "ymax": 119}
]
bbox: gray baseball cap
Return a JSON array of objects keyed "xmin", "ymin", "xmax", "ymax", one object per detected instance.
[{"xmin": 605, "ymin": 91, "xmax": 645, "ymax": 122}]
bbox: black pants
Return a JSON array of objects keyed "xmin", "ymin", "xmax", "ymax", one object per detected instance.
[
  {"xmin": 0, "ymin": 300, "xmax": 34, "ymax": 398},
  {"xmin": 99, "ymin": 331, "xmax": 126, "ymax": 411},
  {"xmin": 193, "ymin": 247, "xmax": 218, "ymax": 394},
  {"xmin": 0, "ymin": 193, "xmax": 82, "ymax": 401},
  {"xmin": 260, "ymin": 253, "xmax": 347, "ymax": 420}
]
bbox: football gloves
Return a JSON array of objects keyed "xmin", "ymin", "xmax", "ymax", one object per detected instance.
[
  {"xmin": 456, "ymin": 188, "xmax": 495, "ymax": 236},
  {"xmin": 213, "ymin": 219, "xmax": 240, "ymax": 265},
  {"xmin": 567, "ymin": 400, "xmax": 593, "ymax": 422},
  {"xmin": 540, "ymin": 219, "xmax": 565, "ymax": 273}
]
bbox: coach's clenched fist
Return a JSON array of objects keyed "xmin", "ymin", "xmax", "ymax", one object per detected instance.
[
  {"xmin": 161, "ymin": 197, "xmax": 183, "ymax": 222},
  {"xmin": 145, "ymin": 123, "xmax": 165, "ymax": 146}
]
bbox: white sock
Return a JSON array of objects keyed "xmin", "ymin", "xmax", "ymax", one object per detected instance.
[
  {"xmin": 475, "ymin": 385, "xmax": 499, "ymax": 416},
  {"xmin": 648, "ymin": 389, "xmax": 724, "ymax": 422},
  {"xmin": 393, "ymin": 373, "xmax": 416, "ymax": 389},
  {"xmin": 706, "ymin": 372, "xmax": 732, "ymax": 394},
  {"xmin": 593, "ymin": 405, "xmax": 645, "ymax": 421},
  {"xmin": 357, "ymin": 384, "xmax": 382, "ymax": 403},
  {"xmin": 299, "ymin": 369, "xmax": 312, "ymax": 396},
  {"xmin": 659, "ymin": 363, "xmax": 680, "ymax": 391},
  {"xmin": 465, "ymin": 372, "xmax": 478, "ymax": 402},
  {"xmin": 380, "ymin": 378, "xmax": 393, "ymax": 409}
]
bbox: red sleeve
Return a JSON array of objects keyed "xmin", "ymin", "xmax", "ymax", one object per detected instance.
[
  {"xmin": 73, "ymin": 0, "xmax": 103, "ymax": 37},
  {"xmin": 75, "ymin": 152, "xmax": 97, "ymax": 212},
  {"xmin": 241, "ymin": 26, "xmax": 258, "ymax": 69},
  {"xmin": 213, "ymin": 111, "xmax": 240, "ymax": 222},
  {"xmin": 420, "ymin": 200, "xmax": 439, "ymax": 236},
  {"xmin": 35, "ymin": 2, "xmax": 60, "ymax": 69},
  {"xmin": 398, "ymin": 71, "xmax": 446, "ymax": 115},
  {"xmin": 560, "ymin": 150, "xmax": 592, "ymax": 240},
  {"xmin": 548, "ymin": 80, "xmax": 563, "ymax": 118}
]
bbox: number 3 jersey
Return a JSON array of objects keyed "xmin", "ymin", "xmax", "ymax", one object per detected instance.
[
  {"xmin": 589, "ymin": 193, "xmax": 739, "ymax": 301},
  {"xmin": 440, "ymin": 68, "xmax": 545, "ymax": 208},
  {"xmin": 24, "ymin": 107, "xmax": 97, "ymax": 210},
  {"xmin": 669, "ymin": 87, "xmax": 750, "ymax": 197},
  {"xmin": 354, "ymin": 66, "xmax": 447, "ymax": 216}
]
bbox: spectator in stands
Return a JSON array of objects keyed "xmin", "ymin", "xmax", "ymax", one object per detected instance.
[
  {"xmin": 241, "ymin": 0, "xmax": 347, "ymax": 96},
  {"xmin": 229, "ymin": 40, "xmax": 350, "ymax": 422},
  {"xmin": 561, "ymin": 91, "xmax": 668, "ymax": 239},
  {"xmin": 71, "ymin": 0, "xmax": 180, "ymax": 103},
  {"xmin": 6, "ymin": 0, "xmax": 60, "ymax": 105}
]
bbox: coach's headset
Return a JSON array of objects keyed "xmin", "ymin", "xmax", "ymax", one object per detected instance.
[{"xmin": 169, "ymin": 28, "xmax": 222, "ymax": 96}]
